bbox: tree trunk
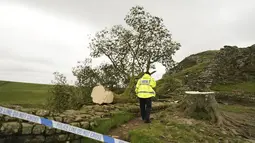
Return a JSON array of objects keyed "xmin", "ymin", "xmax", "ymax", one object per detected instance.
[
  {"xmin": 178, "ymin": 92, "xmax": 255, "ymax": 139},
  {"xmin": 178, "ymin": 93, "xmax": 221, "ymax": 123},
  {"xmin": 123, "ymin": 76, "xmax": 136, "ymax": 97}
]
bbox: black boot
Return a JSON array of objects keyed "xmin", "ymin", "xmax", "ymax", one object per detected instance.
[
  {"xmin": 144, "ymin": 119, "xmax": 151, "ymax": 123},
  {"xmin": 144, "ymin": 109, "xmax": 151, "ymax": 123}
]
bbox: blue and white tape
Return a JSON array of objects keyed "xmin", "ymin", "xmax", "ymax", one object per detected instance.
[{"xmin": 0, "ymin": 106, "xmax": 129, "ymax": 143}]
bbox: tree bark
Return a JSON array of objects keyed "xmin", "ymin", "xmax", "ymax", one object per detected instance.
[
  {"xmin": 177, "ymin": 93, "xmax": 255, "ymax": 139},
  {"xmin": 122, "ymin": 76, "xmax": 136, "ymax": 97},
  {"xmin": 177, "ymin": 93, "xmax": 221, "ymax": 123}
]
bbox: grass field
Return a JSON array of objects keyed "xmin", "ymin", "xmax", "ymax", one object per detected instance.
[
  {"xmin": 0, "ymin": 80, "xmax": 51, "ymax": 107},
  {"xmin": 0, "ymin": 78, "xmax": 254, "ymax": 108},
  {"xmin": 211, "ymin": 81, "xmax": 255, "ymax": 93}
]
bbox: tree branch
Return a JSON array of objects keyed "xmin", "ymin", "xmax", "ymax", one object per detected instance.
[
  {"xmin": 123, "ymin": 29, "xmax": 143, "ymax": 73},
  {"xmin": 146, "ymin": 53, "xmax": 153, "ymax": 72},
  {"xmin": 99, "ymin": 47, "xmax": 129, "ymax": 79},
  {"xmin": 150, "ymin": 71, "xmax": 156, "ymax": 75}
]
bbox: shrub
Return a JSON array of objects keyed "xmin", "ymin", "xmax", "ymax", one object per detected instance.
[
  {"xmin": 156, "ymin": 76, "xmax": 182, "ymax": 97},
  {"xmin": 46, "ymin": 72, "xmax": 86, "ymax": 112}
]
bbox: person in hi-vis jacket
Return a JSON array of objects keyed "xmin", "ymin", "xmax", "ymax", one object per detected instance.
[{"xmin": 135, "ymin": 71, "xmax": 156, "ymax": 123}]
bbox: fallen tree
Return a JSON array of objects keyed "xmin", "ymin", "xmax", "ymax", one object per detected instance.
[
  {"xmin": 88, "ymin": 6, "xmax": 180, "ymax": 97},
  {"xmin": 91, "ymin": 84, "xmax": 114, "ymax": 105}
]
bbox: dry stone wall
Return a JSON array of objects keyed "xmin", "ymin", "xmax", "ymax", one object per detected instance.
[
  {"xmin": 0, "ymin": 102, "xmax": 170, "ymax": 143},
  {"xmin": 215, "ymin": 92, "xmax": 255, "ymax": 106}
]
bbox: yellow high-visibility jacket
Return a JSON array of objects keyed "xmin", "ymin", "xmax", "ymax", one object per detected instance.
[{"xmin": 135, "ymin": 74, "xmax": 156, "ymax": 98}]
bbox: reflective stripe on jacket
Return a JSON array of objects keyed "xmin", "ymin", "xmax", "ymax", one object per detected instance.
[{"xmin": 135, "ymin": 74, "xmax": 156, "ymax": 98}]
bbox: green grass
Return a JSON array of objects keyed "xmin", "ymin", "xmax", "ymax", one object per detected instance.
[
  {"xmin": 211, "ymin": 81, "xmax": 255, "ymax": 93},
  {"xmin": 172, "ymin": 62, "xmax": 209, "ymax": 80},
  {"xmin": 0, "ymin": 80, "xmax": 51, "ymax": 107},
  {"xmin": 175, "ymin": 50, "xmax": 218, "ymax": 71},
  {"xmin": 129, "ymin": 117, "xmax": 248, "ymax": 143},
  {"xmin": 194, "ymin": 50, "xmax": 219, "ymax": 60},
  {"xmin": 128, "ymin": 107, "xmax": 252, "ymax": 143},
  {"xmin": 220, "ymin": 104, "xmax": 255, "ymax": 113},
  {"xmin": 129, "ymin": 123, "xmax": 166, "ymax": 143},
  {"xmin": 83, "ymin": 111, "xmax": 135, "ymax": 143},
  {"xmin": 129, "ymin": 121, "xmax": 220, "ymax": 143}
]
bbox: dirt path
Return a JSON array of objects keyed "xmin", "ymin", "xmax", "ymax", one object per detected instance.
[
  {"xmin": 108, "ymin": 114, "xmax": 157, "ymax": 141},
  {"xmin": 108, "ymin": 117, "xmax": 143, "ymax": 141}
]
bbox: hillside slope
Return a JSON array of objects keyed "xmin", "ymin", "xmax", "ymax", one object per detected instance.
[
  {"xmin": 0, "ymin": 80, "xmax": 51, "ymax": 107},
  {"xmin": 157, "ymin": 44, "xmax": 255, "ymax": 97}
]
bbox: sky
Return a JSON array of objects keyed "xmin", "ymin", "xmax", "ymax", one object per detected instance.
[{"xmin": 0, "ymin": 0, "xmax": 255, "ymax": 84}]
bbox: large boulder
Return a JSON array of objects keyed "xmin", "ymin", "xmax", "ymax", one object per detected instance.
[{"xmin": 91, "ymin": 85, "xmax": 114, "ymax": 104}]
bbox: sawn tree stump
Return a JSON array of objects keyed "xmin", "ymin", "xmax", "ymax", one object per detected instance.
[
  {"xmin": 178, "ymin": 91, "xmax": 221, "ymax": 123},
  {"xmin": 178, "ymin": 91, "xmax": 255, "ymax": 139}
]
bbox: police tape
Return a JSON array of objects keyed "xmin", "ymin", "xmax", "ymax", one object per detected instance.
[{"xmin": 0, "ymin": 106, "xmax": 129, "ymax": 143}]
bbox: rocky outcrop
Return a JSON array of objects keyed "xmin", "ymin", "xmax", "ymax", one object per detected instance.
[
  {"xmin": 175, "ymin": 45, "xmax": 255, "ymax": 91},
  {"xmin": 0, "ymin": 102, "xmax": 171, "ymax": 143},
  {"xmin": 157, "ymin": 45, "xmax": 255, "ymax": 106},
  {"xmin": 212, "ymin": 45, "xmax": 255, "ymax": 84},
  {"xmin": 186, "ymin": 62, "xmax": 216, "ymax": 91},
  {"xmin": 167, "ymin": 50, "xmax": 218, "ymax": 75}
]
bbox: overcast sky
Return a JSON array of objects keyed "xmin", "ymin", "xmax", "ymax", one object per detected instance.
[{"xmin": 0, "ymin": 0, "xmax": 255, "ymax": 84}]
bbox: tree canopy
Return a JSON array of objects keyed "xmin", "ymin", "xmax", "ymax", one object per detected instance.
[
  {"xmin": 72, "ymin": 58, "xmax": 126, "ymax": 91},
  {"xmin": 48, "ymin": 5, "xmax": 182, "ymax": 108},
  {"xmin": 89, "ymin": 6, "xmax": 181, "ymax": 80}
]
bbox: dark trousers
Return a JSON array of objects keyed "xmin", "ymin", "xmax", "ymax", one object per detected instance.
[{"xmin": 139, "ymin": 98, "xmax": 152, "ymax": 121}]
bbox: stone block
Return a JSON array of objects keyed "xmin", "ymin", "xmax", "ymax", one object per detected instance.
[
  {"xmin": 20, "ymin": 108, "xmax": 37, "ymax": 114},
  {"xmin": 74, "ymin": 116, "xmax": 83, "ymax": 122},
  {"xmin": 53, "ymin": 116, "xmax": 63, "ymax": 122},
  {"xmin": 63, "ymin": 116, "xmax": 75, "ymax": 123},
  {"xmin": 70, "ymin": 122, "xmax": 80, "ymax": 128},
  {"xmin": 68, "ymin": 134, "xmax": 75, "ymax": 140},
  {"xmin": 4, "ymin": 116, "xmax": 16, "ymax": 122},
  {"xmin": 0, "ymin": 114, "xmax": 4, "ymax": 121},
  {"xmin": 33, "ymin": 136, "xmax": 45, "ymax": 142},
  {"xmin": 32, "ymin": 125, "xmax": 45, "ymax": 134},
  {"xmin": 80, "ymin": 121, "xmax": 89, "ymax": 129},
  {"xmin": 36, "ymin": 110, "xmax": 50, "ymax": 117},
  {"xmin": 55, "ymin": 128, "xmax": 61, "ymax": 134},
  {"xmin": 74, "ymin": 134, "xmax": 81, "ymax": 139},
  {"xmin": 94, "ymin": 112, "xmax": 105, "ymax": 116},
  {"xmin": 1, "ymin": 122, "xmax": 20, "ymax": 134},
  {"xmin": 45, "ymin": 127, "xmax": 55, "ymax": 135},
  {"xmin": 45, "ymin": 136, "xmax": 57, "ymax": 143},
  {"xmin": 22, "ymin": 123, "xmax": 33, "ymax": 134},
  {"xmin": 58, "ymin": 134, "xmax": 68, "ymax": 142}
]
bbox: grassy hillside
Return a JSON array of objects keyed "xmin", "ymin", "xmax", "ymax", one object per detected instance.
[
  {"xmin": 170, "ymin": 50, "xmax": 218, "ymax": 80},
  {"xmin": 157, "ymin": 45, "xmax": 255, "ymax": 95},
  {"xmin": 156, "ymin": 50, "xmax": 219, "ymax": 96},
  {"xmin": 0, "ymin": 80, "xmax": 51, "ymax": 107}
]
